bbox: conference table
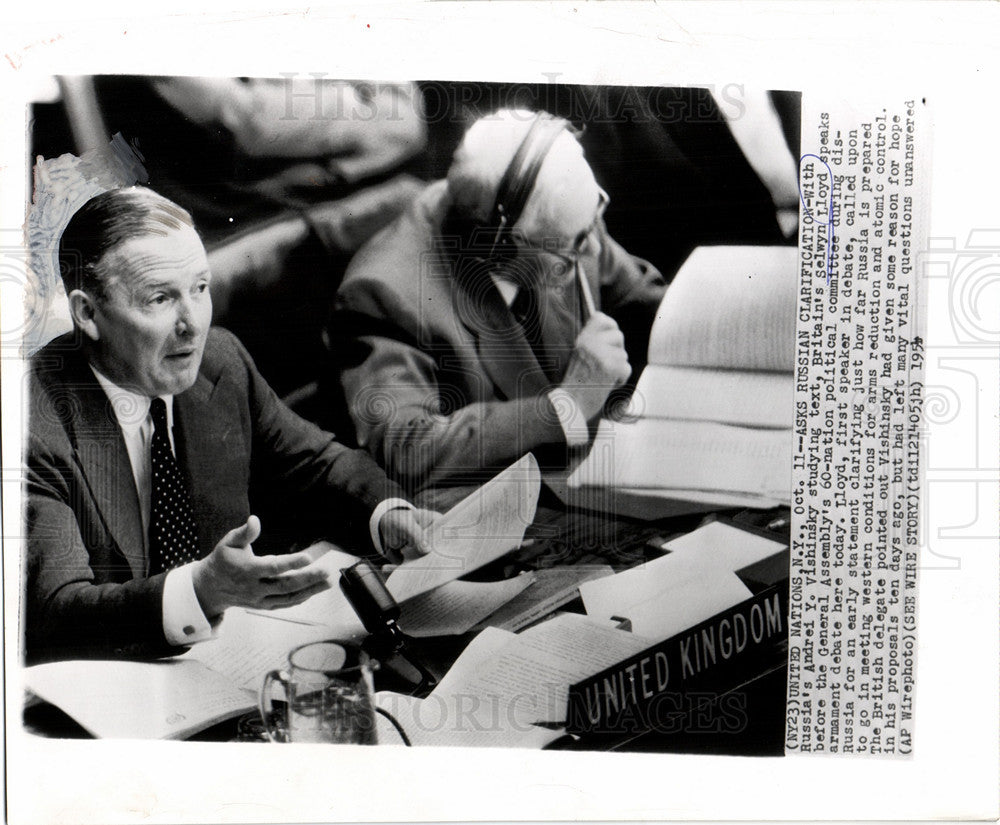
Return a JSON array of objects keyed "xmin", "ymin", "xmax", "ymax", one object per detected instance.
[
  {"xmin": 412, "ymin": 481, "xmax": 791, "ymax": 756},
  {"xmin": 24, "ymin": 479, "xmax": 790, "ymax": 755}
]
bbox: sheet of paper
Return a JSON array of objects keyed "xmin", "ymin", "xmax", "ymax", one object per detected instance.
[
  {"xmin": 399, "ymin": 575, "xmax": 535, "ymax": 637},
  {"xmin": 629, "ymin": 365, "xmax": 793, "ymax": 428},
  {"xmin": 472, "ymin": 565, "xmax": 615, "ymax": 632},
  {"xmin": 427, "ymin": 626, "xmax": 517, "ymax": 696},
  {"xmin": 23, "ymin": 659, "xmax": 251, "ymax": 740},
  {"xmin": 184, "ymin": 608, "xmax": 357, "ymax": 692},
  {"xmin": 431, "ymin": 613, "xmax": 655, "ymax": 725},
  {"xmin": 624, "ymin": 571, "xmax": 753, "ymax": 641},
  {"xmin": 386, "ymin": 453, "xmax": 541, "ymax": 603},
  {"xmin": 646, "ymin": 245, "xmax": 799, "ymax": 371},
  {"xmin": 663, "ymin": 520, "xmax": 788, "ymax": 571},
  {"xmin": 580, "ymin": 551, "xmax": 754, "ymax": 641},
  {"xmin": 255, "ymin": 543, "xmax": 366, "ymax": 628},
  {"xmin": 375, "ymin": 626, "xmax": 563, "ymax": 748},
  {"xmin": 567, "ymin": 418, "xmax": 791, "ymax": 501},
  {"xmin": 594, "ymin": 485, "xmax": 784, "ymax": 509}
]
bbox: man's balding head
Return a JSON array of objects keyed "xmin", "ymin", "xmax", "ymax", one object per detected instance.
[{"xmin": 446, "ymin": 109, "xmax": 603, "ymax": 247}]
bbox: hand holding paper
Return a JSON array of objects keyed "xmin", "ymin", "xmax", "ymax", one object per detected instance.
[
  {"xmin": 385, "ymin": 454, "xmax": 541, "ymax": 603},
  {"xmin": 378, "ymin": 507, "xmax": 438, "ymax": 564}
]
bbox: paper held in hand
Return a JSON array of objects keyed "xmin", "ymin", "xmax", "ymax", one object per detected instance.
[
  {"xmin": 255, "ymin": 454, "xmax": 542, "ymax": 635},
  {"xmin": 385, "ymin": 453, "xmax": 541, "ymax": 603},
  {"xmin": 568, "ymin": 245, "xmax": 797, "ymax": 507}
]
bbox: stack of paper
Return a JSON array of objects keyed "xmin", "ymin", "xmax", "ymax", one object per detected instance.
[
  {"xmin": 570, "ymin": 417, "xmax": 791, "ymax": 504},
  {"xmin": 580, "ymin": 553, "xmax": 753, "ymax": 641},
  {"xmin": 471, "ymin": 565, "xmax": 615, "ymax": 633},
  {"xmin": 579, "ymin": 520, "xmax": 788, "ymax": 641},
  {"xmin": 567, "ymin": 246, "xmax": 797, "ymax": 510},
  {"xmin": 375, "ymin": 613, "xmax": 654, "ymax": 748},
  {"xmin": 398, "ymin": 576, "xmax": 535, "ymax": 637},
  {"xmin": 24, "ymin": 659, "xmax": 254, "ymax": 740},
  {"xmin": 184, "ymin": 608, "xmax": 349, "ymax": 691},
  {"xmin": 661, "ymin": 520, "xmax": 788, "ymax": 570}
]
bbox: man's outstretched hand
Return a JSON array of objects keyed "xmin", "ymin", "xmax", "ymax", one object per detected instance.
[{"xmin": 191, "ymin": 516, "xmax": 332, "ymax": 619}]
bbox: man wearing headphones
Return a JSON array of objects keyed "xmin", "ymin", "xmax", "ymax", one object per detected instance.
[{"xmin": 332, "ymin": 109, "xmax": 667, "ymax": 491}]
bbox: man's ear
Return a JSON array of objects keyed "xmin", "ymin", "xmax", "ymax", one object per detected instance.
[{"xmin": 67, "ymin": 289, "xmax": 100, "ymax": 342}]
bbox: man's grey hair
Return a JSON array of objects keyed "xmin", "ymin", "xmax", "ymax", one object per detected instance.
[{"xmin": 446, "ymin": 109, "xmax": 589, "ymax": 242}]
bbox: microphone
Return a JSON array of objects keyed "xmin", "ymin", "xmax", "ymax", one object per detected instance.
[
  {"xmin": 340, "ymin": 559, "xmax": 400, "ymax": 634},
  {"xmin": 339, "ymin": 560, "xmax": 436, "ymax": 696}
]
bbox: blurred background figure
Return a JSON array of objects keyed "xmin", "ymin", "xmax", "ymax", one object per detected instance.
[{"xmin": 94, "ymin": 76, "xmax": 427, "ymax": 244}]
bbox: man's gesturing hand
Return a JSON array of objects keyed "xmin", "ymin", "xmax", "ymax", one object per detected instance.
[
  {"xmin": 559, "ymin": 312, "xmax": 631, "ymax": 421},
  {"xmin": 191, "ymin": 516, "xmax": 332, "ymax": 619}
]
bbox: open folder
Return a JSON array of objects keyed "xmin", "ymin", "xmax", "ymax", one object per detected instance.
[{"xmin": 567, "ymin": 245, "xmax": 797, "ymax": 511}]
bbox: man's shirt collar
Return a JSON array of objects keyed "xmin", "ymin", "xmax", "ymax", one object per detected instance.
[{"xmin": 89, "ymin": 365, "xmax": 174, "ymax": 434}]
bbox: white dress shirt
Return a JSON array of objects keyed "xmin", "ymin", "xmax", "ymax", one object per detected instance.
[
  {"xmin": 92, "ymin": 367, "xmax": 412, "ymax": 647},
  {"xmin": 91, "ymin": 367, "xmax": 213, "ymax": 646},
  {"xmin": 491, "ymin": 273, "xmax": 591, "ymax": 447}
]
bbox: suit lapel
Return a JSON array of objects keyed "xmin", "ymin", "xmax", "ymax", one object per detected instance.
[
  {"xmin": 452, "ymin": 260, "xmax": 550, "ymax": 401},
  {"xmin": 65, "ymin": 357, "xmax": 147, "ymax": 579},
  {"xmin": 173, "ymin": 370, "xmax": 225, "ymax": 491},
  {"xmin": 174, "ymin": 359, "xmax": 257, "ymax": 558},
  {"xmin": 173, "ymin": 368, "xmax": 229, "ymax": 555}
]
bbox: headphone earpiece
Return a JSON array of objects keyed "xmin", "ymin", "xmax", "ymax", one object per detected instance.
[{"xmin": 447, "ymin": 112, "xmax": 571, "ymax": 265}]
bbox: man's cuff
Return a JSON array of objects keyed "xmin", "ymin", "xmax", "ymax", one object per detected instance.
[
  {"xmin": 162, "ymin": 564, "xmax": 216, "ymax": 647},
  {"xmin": 369, "ymin": 498, "xmax": 416, "ymax": 557},
  {"xmin": 547, "ymin": 388, "xmax": 591, "ymax": 447}
]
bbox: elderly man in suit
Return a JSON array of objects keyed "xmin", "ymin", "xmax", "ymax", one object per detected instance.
[
  {"xmin": 332, "ymin": 109, "xmax": 667, "ymax": 491},
  {"xmin": 26, "ymin": 186, "xmax": 433, "ymax": 663}
]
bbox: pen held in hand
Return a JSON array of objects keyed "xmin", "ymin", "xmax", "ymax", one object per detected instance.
[{"xmin": 577, "ymin": 261, "xmax": 597, "ymax": 323}]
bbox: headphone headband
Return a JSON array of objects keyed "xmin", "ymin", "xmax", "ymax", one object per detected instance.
[{"xmin": 487, "ymin": 113, "xmax": 570, "ymax": 240}]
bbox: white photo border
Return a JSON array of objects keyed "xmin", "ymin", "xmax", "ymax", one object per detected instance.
[{"xmin": 2, "ymin": 2, "xmax": 998, "ymax": 822}]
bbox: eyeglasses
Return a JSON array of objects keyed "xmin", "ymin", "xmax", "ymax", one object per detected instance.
[
  {"xmin": 572, "ymin": 187, "xmax": 610, "ymax": 254},
  {"xmin": 515, "ymin": 187, "xmax": 610, "ymax": 260}
]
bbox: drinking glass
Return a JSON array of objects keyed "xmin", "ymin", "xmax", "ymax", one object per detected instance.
[{"xmin": 260, "ymin": 641, "xmax": 378, "ymax": 744}]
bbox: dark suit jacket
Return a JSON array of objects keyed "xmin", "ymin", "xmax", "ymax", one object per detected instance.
[
  {"xmin": 26, "ymin": 327, "xmax": 404, "ymax": 663},
  {"xmin": 332, "ymin": 181, "xmax": 666, "ymax": 491}
]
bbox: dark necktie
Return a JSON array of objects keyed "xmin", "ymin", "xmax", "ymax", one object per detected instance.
[
  {"xmin": 511, "ymin": 281, "xmax": 546, "ymax": 365},
  {"xmin": 148, "ymin": 397, "xmax": 199, "ymax": 574},
  {"xmin": 511, "ymin": 267, "xmax": 583, "ymax": 382}
]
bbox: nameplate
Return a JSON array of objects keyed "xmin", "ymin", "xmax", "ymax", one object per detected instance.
[{"xmin": 566, "ymin": 582, "xmax": 788, "ymax": 736}]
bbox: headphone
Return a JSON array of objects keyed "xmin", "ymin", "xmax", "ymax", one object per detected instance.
[{"xmin": 446, "ymin": 112, "xmax": 572, "ymax": 262}]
